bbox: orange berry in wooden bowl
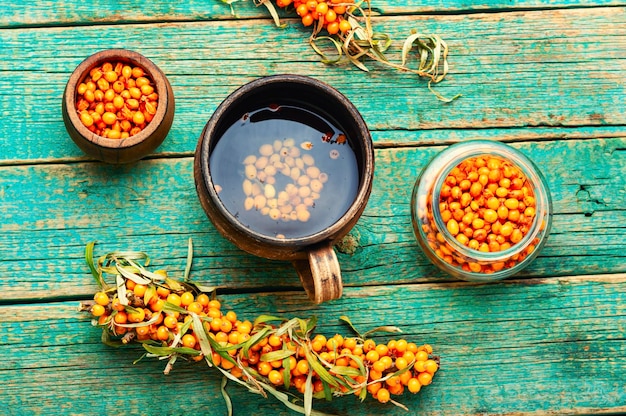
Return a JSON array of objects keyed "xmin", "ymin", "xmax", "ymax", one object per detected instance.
[{"xmin": 62, "ymin": 49, "xmax": 175, "ymax": 164}]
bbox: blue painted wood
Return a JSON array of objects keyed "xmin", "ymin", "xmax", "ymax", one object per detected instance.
[{"xmin": 0, "ymin": 2, "xmax": 625, "ymax": 415}]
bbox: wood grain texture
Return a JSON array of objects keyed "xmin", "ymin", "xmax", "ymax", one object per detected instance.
[
  {"xmin": 0, "ymin": 138, "xmax": 623, "ymax": 301},
  {"xmin": 3, "ymin": 1, "xmax": 626, "ymax": 27},
  {"xmin": 1, "ymin": 2, "xmax": 625, "ymax": 415},
  {"xmin": 0, "ymin": 275, "xmax": 624, "ymax": 415},
  {"xmin": 0, "ymin": 7, "xmax": 625, "ymax": 163}
]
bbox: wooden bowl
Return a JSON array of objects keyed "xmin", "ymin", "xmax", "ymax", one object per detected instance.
[{"xmin": 62, "ymin": 49, "xmax": 175, "ymax": 164}]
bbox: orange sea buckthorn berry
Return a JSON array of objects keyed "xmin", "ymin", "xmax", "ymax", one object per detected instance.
[
  {"xmin": 196, "ymin": 293, "xmax": 209, "ymax": 306},
  {"xmin": 94, "ymin": 292, "xmax": 110, "ymax": 306},
  {"xmin": 167, "ymin": 293, "xmax": 182, "ymax": 307},
  {"xmin": 376, "ymin": 388, "xmax": 391, "ymax": 403},
  {"xmin": 128, "ymin": 308, "xmax": 145, "ymax": 323},
  {"xmin": 268, "ymin": 334, "xmax": 282, "ymax": 348},
  {"xmin": 133, "ymin": 284, "xmax": 147, "ymax": 297},
  {"xmin": 301, "ymin": 13, "xmax": 314, "ymax": 26},
  {"xmin": 114, "ymin": 311, "xmax": 128, "ymax": 324},
  {"xmin": 315, "ymin": 1, "xmax": 328, "ymax": 16},
  {"xmin": 91, "ymin": 304, "xmax": 106, "ymax": 317},
  {"xmin": 417, "ymin": 371, "xmax": 433, "ymax": 386},
  {"xmin": 425, "ymin": 359, "xmax": 439, "ymax": 375},
  {"xmin": 182, "ymin": 334, "xmax": 197, "ymax": 348},
  {"xmin": 180, "ymin": 291, "xmax": 195, "ymax": 306},
  {"xmin": 163, "ymin": 314, "xmax": 178, "ymax": 329},
  {"xmin": 408, "ymin": 377, "xmax": 422, "ymax": 393},
  {"xmin": 187, "ymin": 301, "xmax": 203, "ymax": 314},
  {"xmin": 296, "ymin": 3, "xmax": 308, "ymax": 16}
]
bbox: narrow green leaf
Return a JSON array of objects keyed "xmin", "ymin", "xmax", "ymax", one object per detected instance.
[
  {"xmin": 144, "ymin": 284, "xmax": 156, "ymax": 306},
  {"xmin": 162, "ymin": 301, "xmax": 189, "ymax": 315},
  {"xmin": 183, "ymin": 237, "xmax": 193, "ymax": 282},
  {"xmin": 283, "ymin": 356, "xmax": 291, "ymax": 389},
  {"xmin": 304, "ymin": 370, "xmax": 313, "ymax": 416},
  {"xmin": 305, "ymin": 351, "xmax": 339, "ymax": 388},
  {"xmin": 339, "ymin": 316, "xmax": 362, "ymax": 339},
  {"xmin": 260, "ymin": 349, "xmax": 295, "ymax": 363},
  {"xmin": 363, "ymin": 325, "xmax": 403, "ymax": 339},
  {"xmin": 116, "ymin": 263, "xmax": 151, "ymax": 285},
  {"xmin": 192, "ymin": 313, "xmax": 213, "ymax": 359},
  {"xmin": 259, "ymin": 0, "xmax": 286, "ymax": 28},
  {"xmin": 241, "ymin": 326, "xmax": 273, "ymax": 358},
  {"xmin": 165, "ymin": 277, "xmax": 184, "ymax": 292},
  {"xmin": 310, "ymin": 36, "xmax": 343, "ymax": 64},
  {"xmin": 143, "ymin": 344, "xmax": 201, "ymax": 356},
  {"xmin": 85, "ymin": 242, "xmax": 106, "ymax": 289},
  {"xmin": 328, "ymin": 365, "xmax": 360, "ymax": 377},
  {"xmin": 253, "ymin": 314, "xmax": 283, "ymax": 326}
]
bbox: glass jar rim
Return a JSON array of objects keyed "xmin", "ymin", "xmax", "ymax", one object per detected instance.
[{"xmin": 430, "ymin": 140, "xmax": 551, "ymax": 262}]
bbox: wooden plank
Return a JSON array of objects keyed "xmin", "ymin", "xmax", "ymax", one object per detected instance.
[
  {"xmin": 0, "ymin": 137, "xmax": 623, "ymax": 301},
  {"xmin": 3, "ymin": 1, "xmax": 626, "ymax": 27},
  {"xmin": 0, "ymin": 8, "xmax": 625, "ymax": 163},
  {"xmin": 1, "ymin": 275, "xmax": 624, "ymax": 415}
]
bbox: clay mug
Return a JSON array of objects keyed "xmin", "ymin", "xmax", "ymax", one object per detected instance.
[{"xmin": 194, "ymin": 74, "xmax": 374, "ymax": 303}]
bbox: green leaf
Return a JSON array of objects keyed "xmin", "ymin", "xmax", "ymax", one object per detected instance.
[
  {"xmin": 363, "ymin": 325, "xmax": 403, "ymax": 339},
  {"xmin": 339, "ymin": 316, "xmax": 362, "ymax": 339},
  {"xmin": 192, "ymin": 313, "xmax": 214, "ymax": 359},
  {"xmin": 143, "ymin": 344, "xmax": 201, "ymax": 357},
  {"xmin": 253, "ymin": 314, "xmax": 283, "ymax": 326},
  {"xmin": 305, "ymin": 351, "xmax": 339, "ymax": 388},
  {"xmin": 144, "ymin": 284, "xmax": 156, "ymax": 306},
  {"xmin": 260, "ymin": 349, "xmax": 295, "ymax": 363},
  {"xmin": 241, "ymin": 326, "xmax": 273, "ymax": 358},
  {"xmin": 116, "ymin": 263, "xmax": 151, "ymax": 285},
  {"xmin": 85, "ymin": 242, "xmax": 106, "ymax": 289},
  {"xmin": 184, "ymin": 237, "xmax": 193, "ymax": 282},
  {"xmin": 328, "ymin": 365, "xmax": 360, "ymax": 377},
  {"xmin": 165, "ymin": 277, "xmax": 184, "ymax": 292},
  {"xmin": 162, "ymin": 301, "xmax": 189, "ymax": 315},
  {"xmin": 256, "ymin": 379, "xmax": 337, "ymax": 416}
]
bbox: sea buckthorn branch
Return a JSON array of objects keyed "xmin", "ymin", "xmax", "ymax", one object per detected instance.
[
  {"xmin": 224, "ymin": 0, "xmax": 460, "ymax": 102},
  {"xmin": 80, "ymin": 241, "xmax": 440, "ymax": 415}
]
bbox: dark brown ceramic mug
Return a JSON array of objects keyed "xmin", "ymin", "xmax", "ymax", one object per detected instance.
[{"xmin": 194, "ymin": 75, "xmax": 374, "ymax": 303}]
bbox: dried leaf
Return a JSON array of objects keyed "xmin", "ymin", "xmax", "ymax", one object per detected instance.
[
  {"xmin": 220, "ymin": 377, "xmax": 233, "ymax": 416},
  {"xmin": 116, "ymin": 274, "xmax": 128, "ymax": 306}
]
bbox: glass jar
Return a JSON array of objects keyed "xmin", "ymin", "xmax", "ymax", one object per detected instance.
[{"xmin": 411, "ymin": 140, "xmax": 552, "ymax": 281}]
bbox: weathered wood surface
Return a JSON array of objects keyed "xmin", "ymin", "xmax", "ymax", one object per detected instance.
[
  {"xmin": 1, "ymin": 7, "xmax": 626, "ymax": 163},
  {"xmin": 1, "ymin": 138, "xmax": 624, "ymax": 301},
  {"xmin": 1, "ymin": 1, "xmax": 625, "ymax": 415},
  {"xmin": 1, "ymin": 275, "xmax": 625, "ymax": 415}
]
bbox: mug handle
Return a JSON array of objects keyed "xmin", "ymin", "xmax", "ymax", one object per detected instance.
[{"xmin": 292, "ymin": 242, "xmax": 343, "ymax": 303}]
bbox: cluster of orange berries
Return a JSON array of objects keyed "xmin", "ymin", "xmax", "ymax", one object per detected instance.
[
  {"xmin": 423, "ymin": 155, "xmax": 541, "ymax": 274},
  {"xmin": 276, "ymin": 0, "xmax": 354, "ymax": 35},
  {"xmin": 88, "ymin": 276, "xmax": 439, "ymax": 405},
  {"xmin": 75, "ymin": 61, "xmax": 158, "ymax": 139}
]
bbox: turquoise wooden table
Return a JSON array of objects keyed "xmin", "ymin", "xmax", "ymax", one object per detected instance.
[{"xmin": 1, "ymin": 1, "xmax": 625, "ymax": 415}]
